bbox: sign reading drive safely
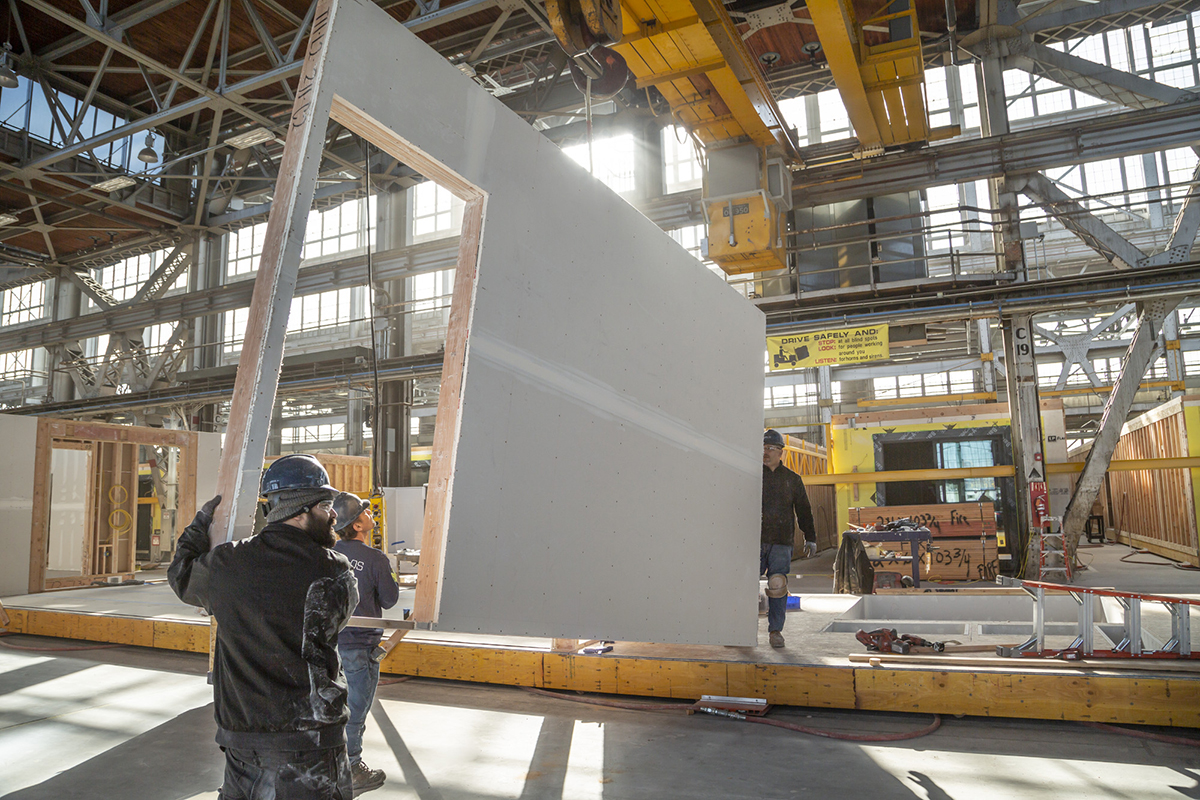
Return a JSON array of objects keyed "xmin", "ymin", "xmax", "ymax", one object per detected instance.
[{"xmin": 768, "ymin": 324, "xmax": 889, "ymax": 371}]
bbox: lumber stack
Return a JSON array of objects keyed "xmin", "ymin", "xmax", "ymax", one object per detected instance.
[{"xmin": 852, "ymin": 503, "xmax": 999, "ymax": 581}]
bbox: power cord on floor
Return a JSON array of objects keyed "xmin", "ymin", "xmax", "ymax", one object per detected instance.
[{"xmin": 522, "ymin": 687, "xmax": 941, "ymax": 742}]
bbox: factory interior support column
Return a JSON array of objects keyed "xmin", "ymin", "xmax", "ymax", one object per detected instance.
[
  {"xmin": 1002, "ymin": 312, "xmax": 1047, "ymax": 576},
  {"xmin": 193, "ymin": 233, "xmax": 225, "ymax": 433},
  {"xmin": 49, "ymin": 277, "xmax": 81, "ymax": 403}
]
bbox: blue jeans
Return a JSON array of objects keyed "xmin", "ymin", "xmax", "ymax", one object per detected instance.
[
  {"xmin": 760, "ymin": 543, "xmax": 793, "ymax": 633},
  {"xmin": 337, "ymin": 645, "xmax": 380, "ymax": 764}
]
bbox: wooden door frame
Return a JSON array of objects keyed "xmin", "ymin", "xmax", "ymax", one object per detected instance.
[{"xmin": 29, "ymin": 419, "xmax": 199, "ymax": 593}]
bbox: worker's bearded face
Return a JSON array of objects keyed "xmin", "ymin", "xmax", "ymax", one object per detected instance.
[{"xmin": 304, "ymin": 506, "xmax": 338, "ymax": 548}]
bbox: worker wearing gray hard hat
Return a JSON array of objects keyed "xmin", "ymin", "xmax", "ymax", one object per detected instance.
[
  {"xmin": 761, "ymin": 429, "xmax": 817, "ymax": 649},
  {"xmin": 168, "ymin": 454, "xmax": 359, "ymax": 799},
  {"xmin": 331, "ymin": 492, "xmax": 399, "ymax": 795}
]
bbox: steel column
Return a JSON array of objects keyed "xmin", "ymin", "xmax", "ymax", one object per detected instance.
[{"xmin": 1062, "ymin": 298, "xmax": 1181, "ymax": 559}]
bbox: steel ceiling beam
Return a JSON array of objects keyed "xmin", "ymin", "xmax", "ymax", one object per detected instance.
[
  {"xmin": 793, "ymin": 102, "xmax": 1200, "ymax": 207},
  {"xmin": 1017, "ymin": 172, "xmax": 1147, "ymax": 270},
  {"xmin": 5, "ymin": 61, "xmax": 302, "ymax": 179}
]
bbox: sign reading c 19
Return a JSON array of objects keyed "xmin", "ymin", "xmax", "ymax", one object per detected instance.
[{"xmin": 767, "ymin": 324, "xmax": 890, "ymax": 371}]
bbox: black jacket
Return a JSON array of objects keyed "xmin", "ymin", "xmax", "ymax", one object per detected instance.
[
  {"xmin": 762, "ymin": 463, "xmax": 816, "ymax": 547},
  {"xmin": 333, "ymin": 539, "xmax": 400, "ymax": 649},
  {"xmin": 168, "ymin": 515, "xmax": 359, "ymax": 751}
]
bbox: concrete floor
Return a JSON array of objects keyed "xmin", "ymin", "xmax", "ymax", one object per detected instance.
[{"xmin": 0, "ymin": 642, "xmax": 1197, "ymax": 800}]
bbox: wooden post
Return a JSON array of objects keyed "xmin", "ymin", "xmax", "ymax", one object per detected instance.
[
  {"xmin": 28, "ymin": 419, "xmax": 52, "ymax": 593},
  {"xmin": 411, "ymin": 197, "xmax": 485, "ymax": 623},
  {"xmin": 208, "ymin": 0, "xmax": 341, "ymax": 547}
]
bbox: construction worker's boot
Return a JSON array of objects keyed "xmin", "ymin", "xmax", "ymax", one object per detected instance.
[
  {"xmin": 351, "ymin": 760, "xmax": 386, "ymax": 794},
  {"xmin": 769, "ymin": 631, "xmax": 784, "ymax": 649}
]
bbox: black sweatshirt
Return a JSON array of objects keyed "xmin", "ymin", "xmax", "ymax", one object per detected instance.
[
  {"xmin": 761, "ymin": 463, "xmax": 816, "ymax": 547},
  {"xmin": 333, "ymin": 539, "xmax": 400, "ymax": 649},
  {"xmin": 168, "ymin": 515, "xmax": 359, "ymax": 751}
]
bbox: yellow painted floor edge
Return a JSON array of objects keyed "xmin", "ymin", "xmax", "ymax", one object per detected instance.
[{"xmin": 4, "ymin": 609, "xmax": 1197, "ymax": 728}]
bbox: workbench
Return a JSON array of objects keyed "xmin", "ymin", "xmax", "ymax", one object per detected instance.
[{"xmin": 857, "ymin": 526, "xmax": 932, "ymax": 588}]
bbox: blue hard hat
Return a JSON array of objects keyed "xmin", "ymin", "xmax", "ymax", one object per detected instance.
[
  {"xmin": 260, "ymin": 454, "xmax": 336, "ymax": 496},
  {"xmin": 332, "ymin": 491, "xmax": 371, "ymax": 532},
  {"xmin": 763, "ymin": 429, "xmax": 785, "ymax": 448}
]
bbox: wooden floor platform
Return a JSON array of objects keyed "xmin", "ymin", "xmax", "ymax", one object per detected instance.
[{"xmin": 3, "ymin": 582, "xmax": 1198, "ymax": 729}]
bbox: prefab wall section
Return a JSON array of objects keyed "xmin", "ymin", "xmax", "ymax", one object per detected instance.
[{"xmin": 246, "ymin": 0, "xmax": 764, "ymax": 645}]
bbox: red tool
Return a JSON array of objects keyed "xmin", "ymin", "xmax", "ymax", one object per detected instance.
[{"xmin": 856, "ymin": 628, "xmax": 949, "ymax": 654}]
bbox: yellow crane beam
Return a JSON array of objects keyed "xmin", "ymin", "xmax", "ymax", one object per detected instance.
[{"xmin": 613, "ymin": 0, "xmax": 798, "ymax": 156}]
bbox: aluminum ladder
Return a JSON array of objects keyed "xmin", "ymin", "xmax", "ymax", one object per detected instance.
[{"xmin": 996, "ymin": 577, "xmax": 1197, "ymax": 660}]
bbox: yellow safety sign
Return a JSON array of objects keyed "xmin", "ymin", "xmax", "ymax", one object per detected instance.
[{"xmin": 768, "ymin": 325, "xmax": 889, "ymax": 371}]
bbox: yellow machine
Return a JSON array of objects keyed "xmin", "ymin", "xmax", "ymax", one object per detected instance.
[
  {"xmin": 702, "ymin": 145, "xmax": 792, "ymax": 274},
  {"xmin": 367, "ymin": 492, "xmax": 386, "ymax": 552}
]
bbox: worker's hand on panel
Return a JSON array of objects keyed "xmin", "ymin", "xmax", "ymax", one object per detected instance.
[
  {"xmin": 199, "ymin": 494, "xmax": 223, "ymax": 524},
  {"xmin": 804, "ymin": 540, "xmax": 817, "ymax": 559}
]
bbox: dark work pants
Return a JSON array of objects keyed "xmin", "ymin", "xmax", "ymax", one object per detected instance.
[{"xmin": 219, "ymin": 745, "xmax": 353, "ymax": 800}]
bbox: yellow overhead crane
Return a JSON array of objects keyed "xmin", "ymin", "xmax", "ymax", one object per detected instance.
[
  {"xmin": 545, "ymin": 0, "xmax": 946, "ymax": 276},
  {"xmin": 806, "ymin": 0, "xmax": 957, "ymax": 154}
]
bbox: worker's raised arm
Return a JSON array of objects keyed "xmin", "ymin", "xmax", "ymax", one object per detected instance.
[{"xmin": 168, "ymin": 495, "xmax": 222, "ymax": 609}]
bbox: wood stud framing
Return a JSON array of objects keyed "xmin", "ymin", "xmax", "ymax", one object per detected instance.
[{"xmin": 26, "ymin": 419, "xmax": 199, "ymax": 593}]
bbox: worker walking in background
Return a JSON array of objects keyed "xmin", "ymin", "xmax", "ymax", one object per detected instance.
[
  {"xmin": 168, "ymin": 454, "xmax": 358, "ymax": 800},
  {"xmin": 332, "ymin": 491, "xmax": 400, "ymax": 795},
  {"xmin": 761, "ymin": 429, "xmax": 817, "ymax": 649}
]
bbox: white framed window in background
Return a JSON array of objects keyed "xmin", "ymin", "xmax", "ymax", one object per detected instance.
[
  {"xmin": 289, "ymin": 288, "xmax": 352, "ymax": 334},
  {"xmin": 776, "ymin": 96, "xmax": 809, "ymax": 147},
  {"xmin": 92, "ymin": 249, "xmax": 187, "ymax": 307},
  {"xmin": 227, "ymin": 221, "xmax": 268, "ymax": 278},
  {"xmin": 0, "ymin": 348, "xmax": 39, "ymax": 382},
  {"xmin": 410, "ymin": 181, "xmax": 463, "ymax": 243},
  {"xmin": 304, "ymin": 196, "xmax": 376, "ymax": 260},
  {"xmin": 564, "ymin": 132, "xmax": 637, "ymax": 194},
  {"xmin": 1, "ymin": 281, "xmax": 47, "ymax": 326},
  {"xmin": 281, "ymin": 423, "xmax": 346, "ymax": 445},
  {"xmin": 661, "ymin": 125, "xmax": 702, "ymax": 193},
  {"xmin": 409, "ymin": 269, "xmax": 455, "ymax": 313}
]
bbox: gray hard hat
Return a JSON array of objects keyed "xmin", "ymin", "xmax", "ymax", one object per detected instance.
[{"xmin": 331, "ymin": 491, "xmax": 371, "ymax": 532}]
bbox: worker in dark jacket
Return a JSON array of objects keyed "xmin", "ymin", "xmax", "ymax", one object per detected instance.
[
  {"xmin": 761, "ymin": 429, "xmax": 816, "ymax": 649},
  {"xmin": 331, "ymin": 491, "xmax": 400, "ymax": 795},
  {"xmin": 168, "ymin": 454, "xmax": 358, "ymax": 800}
]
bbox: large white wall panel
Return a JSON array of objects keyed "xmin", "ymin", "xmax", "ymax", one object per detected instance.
[
  {"xmin": 273, "ymin": 0, "xmax": 763, "ymax": 644},
  {"xmin": 0, "ymin": 414, "xmax": 37, "ymax": 596}
]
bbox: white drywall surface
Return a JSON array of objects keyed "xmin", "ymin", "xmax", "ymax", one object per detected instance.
[
  {"xmin": 382, "ymin": 486, "xmax": 425, "ymax": 552},
  {"xmin": 298, "ymin": 0, "xmax": 764, "ymax": 644},
  {"xmin": 0, "ymin": 414, "xmax": 37, "ymax": 595},
  {"xmin": 47, "ymin": 448, "xmax": 88, "ymax": 573},
  {"xmin": 195, "ymin": 433, "xmax": 222, "ymax": 510}
]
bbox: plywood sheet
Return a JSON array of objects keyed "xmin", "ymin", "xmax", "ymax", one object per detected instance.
[
  {"xmin": 310, "ymin": 0, "xmax": 763, "ymax": 644},
  {"xmin": 0, "ymin": 415, "xmax": 37, "ymax": 596}
]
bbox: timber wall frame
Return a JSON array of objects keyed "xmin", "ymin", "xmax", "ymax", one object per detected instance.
[{"xmin": 28, "ymin": 419, "xmax": 198, "ymax": 593}]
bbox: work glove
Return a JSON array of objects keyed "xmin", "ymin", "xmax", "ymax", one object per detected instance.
[
  {"xmin": 804, "ymin": 540, "xmax": 817, "ymax": 559},
  {"xmin": 197, "ymin": 495, "xmax": 222, "ymax": 526},
  {"xmin": 180, "ymin": 495, "xmax": 222, "ymax": 553}
]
